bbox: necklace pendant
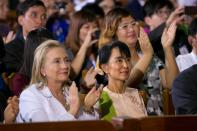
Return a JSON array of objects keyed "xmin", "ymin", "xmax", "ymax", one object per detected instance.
[{"xmin": 64, "ymin": 102, "xmax": 70, "ymax": 111}]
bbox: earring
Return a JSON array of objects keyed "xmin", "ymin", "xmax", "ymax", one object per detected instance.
[{"xmin": 42, "ymin": 74, "xmax": 47, "ymax": 87}]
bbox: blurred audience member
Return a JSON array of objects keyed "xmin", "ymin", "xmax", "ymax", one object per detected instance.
[
  {"xmin": 41, "ymin": 0, "xmax": 58, "ymax": 17},
  {"xmin": 82, "ymin": 3, "xmax": 105, "ymax": 29},
  {"xmin": 66, "ymin": 10, "xmax": 99, "ymax": 90},
  {"xmin": 0, "ymin": 0, "xmax": 15, "ymax": 44},
  {"xmin": 143, "ymin": 0, "xmax": 191, "ymax": 62},
  {"xmin": 176, "ymin": 18, "xmax": 197, "ymax": 72},
  {"xmin": 45, "ymin": 0, "xmax": 75, "ymax": 43},
  {"xmin": 3, "ymin": 0, "xmax": 47, "ymax": 73}
]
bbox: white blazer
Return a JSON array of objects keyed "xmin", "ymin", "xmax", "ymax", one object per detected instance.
[{"xmin": 16, "ymin": 83, "xmax": 98, "ymax": 122}]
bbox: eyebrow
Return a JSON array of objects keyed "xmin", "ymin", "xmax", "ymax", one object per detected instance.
[
  {"xmin": 120, "ymin": 20, "xmax": 136, "ymax": 25},
  {"xmin": 114, "ymin": 56, "xmax": 128, "ymax": 60},
  {"xmin": 52, "ymin": 56, "xmax": 69, "ymax": 60}
]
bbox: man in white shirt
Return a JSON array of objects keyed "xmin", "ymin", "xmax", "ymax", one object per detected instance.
[{"xmin": 176, "ymin": 18, "xmax": 197, "ymax": 72}]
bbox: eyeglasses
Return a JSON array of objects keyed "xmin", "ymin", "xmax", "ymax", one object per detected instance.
[
  {"xmin": 155, "ymin": 9, "xmax": 171, "ymax": 17},
  {"xmin": 118, "ymin": 21, "xmax": 138, "ymax": 30}
]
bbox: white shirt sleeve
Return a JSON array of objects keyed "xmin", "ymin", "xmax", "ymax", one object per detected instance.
[
  {"xmin": 16, "ymin": 88, "xmax": 50, "ymax": 122},
  {"xmin": 16, "ymin": 86, "xmax": 76, "ymax": 122}
]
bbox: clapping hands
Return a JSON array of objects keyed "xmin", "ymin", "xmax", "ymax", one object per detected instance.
[
  {"xmin": 4, "ymin": 96, "xmax": 19, "ymax": 123},
  {"xmin": 84, "ymin": 85, "xmax": 103, "ymax": 111},
  {"xmin": 68, "ymin": 81, "xmax": 80, "ymax": 117},
  {"xmin": 138, "ymin": 27, "xmax": 153, "ymax": 56},
  {"xmin": 83, "ymin": 28, "xmax": 99, "ymax": 49},
  {"xmin": 161, "ymin": 20, "xmax": 177, "ymax": 49}
]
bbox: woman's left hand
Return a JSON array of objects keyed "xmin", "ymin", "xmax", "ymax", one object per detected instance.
[
  {"xmin": 161, "ymin": 21, "xmax": 177, "ymax": 49},
  {"xmin": 84, "ymin": 85, "xmax": 103, "ymax": 111},
  {"xmin": 68, "ymin": 82, "xmax": 80, "ymax": 116},
  {"xmin": 138, "ymin": 27, "xmax": 154, "ymax": 56}
]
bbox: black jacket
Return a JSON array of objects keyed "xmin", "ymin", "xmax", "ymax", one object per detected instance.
[
  {"xmin": 148, "ymin": 23, "xmax": 192, "ymax": 62},
  {"xmin": 3, "ymin": 29, "xmax": 25, "ymax": 73},
  {"xmin": 172, "ymin": 64, "xmax": 197, "ymax": 114}
]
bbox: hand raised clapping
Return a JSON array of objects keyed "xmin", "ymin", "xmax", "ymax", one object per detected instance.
[
  {"xmin": 4, "ymin": 96, "xmax": 19, "ymax": 123},
  {"xmin": 166, "ymin": 7, "xmax": 185, "ymax": 27},
  {"xmin": 84, "ymin": 85, "xmax": 103, "ymax": 111},
  {"xmin": 83, "ymin": 28, "xmax": 99, "ymax": 49},
  {"xmin": 68, "ymin": 81, "xmax": 80, "ymax": 117},
  {"xmin": 138, "ymin": 27, "xmax": 154, "ymax": 56},
  {"xmin": 83, "ymin": 67, "xmax": 98, "ymax": 89},
  {"xmin": 161, "ymin": 21, "xmax": 177, "ymax": 49}
]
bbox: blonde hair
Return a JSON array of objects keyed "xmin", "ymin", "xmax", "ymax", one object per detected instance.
[{"xmin": 30, "ymin": 40, "xmax": 66, "ymax": 85}]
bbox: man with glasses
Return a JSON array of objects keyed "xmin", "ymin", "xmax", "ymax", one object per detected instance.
[
  {"xmin": 144, "ymin": 0, "xmax": 173, "ymax": 31},
  {"xmin": 143, "ymin": 0, "xmax": 191, "ymax": 62}
]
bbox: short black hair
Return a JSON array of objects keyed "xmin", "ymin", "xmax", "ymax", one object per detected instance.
[
  {"xmin": 17, "ymin": 0, "xmax": 45, "ymax": 17},
  {"xmin": 188, "ymin": 18, "xmax": 197, "ymax": 36},
  {"xmin": 82, "ymin": 3, "xmax": 105, "ymax": 19},
  {"xmin": 143, "ymin": 0, "xmax": 174, "ymax": 17},
  {"xmin": 99, "ymin": 40, "xmax": 131, "ymax": 65}
]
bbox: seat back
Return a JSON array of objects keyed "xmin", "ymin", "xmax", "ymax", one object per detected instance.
[
  {"xmin": 163, "ymin": 88, "xmax": 175, "ymax": 115},
  {"xmin": 119, "ymin": 115, "xmax": 197, "ymax": 131},
  {"xmin": 0, "ymin": 120, "xmax": 117, "ymax": 131}
]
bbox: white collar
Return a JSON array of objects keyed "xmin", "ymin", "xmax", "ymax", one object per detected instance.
[
  {"xmin": 191, "ymin": 51, "xmax": 197, "ymax": 59},
  {"xmin": 39, "ymin": 84, "xmax": 69, "ymax": 98},
  {"xmin": 40, "ymin": 85, "xmax": 53, "ymax": 98}
]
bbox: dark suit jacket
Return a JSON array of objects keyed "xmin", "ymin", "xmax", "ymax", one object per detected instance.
[
  {"xmin": 172, "ymin": 64, "xmax": 197, "ymax": 114},
  {"xmin": 3, "ymin": 29, "xmax": 25, "ymax": 73}
]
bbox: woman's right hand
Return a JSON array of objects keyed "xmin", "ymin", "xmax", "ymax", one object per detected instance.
[
  {"xmin": 82, "ymin": 28, "xmax": 99, "ymax": 49},
  {"xmin": 84, "ymin": 85, "xmax": 103, "ymax": 111},
  {"xmin": 138, "ymin": 27, "xmax": 154, "ymax": 56},
  {"xmin": 130, "ymin": 27, "xmax": 154, "ymax": 75},
  {"xmin": 166, "ymin": 7, "xmax": 184, "ymax": 27},
  {"xmin": 68, "ymin": 82, "xmax": 80, "ymax": 117},
  {"xmin": 161, "ymin": 20, "xmax": 177, "ymax": 49},
  {"xmin": 83, "ymin": 67, "xmax": 98, "ymax": 89}
]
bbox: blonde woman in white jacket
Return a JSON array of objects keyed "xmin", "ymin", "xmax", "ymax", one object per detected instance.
[{"xmin": 17, "ymin": 40, "xmax": 102, "ymax": 122}]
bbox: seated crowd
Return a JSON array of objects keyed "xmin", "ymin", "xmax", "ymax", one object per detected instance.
[{"xmin": 1, "ymin": 0, "xmax": 197, "ymax": 124}]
